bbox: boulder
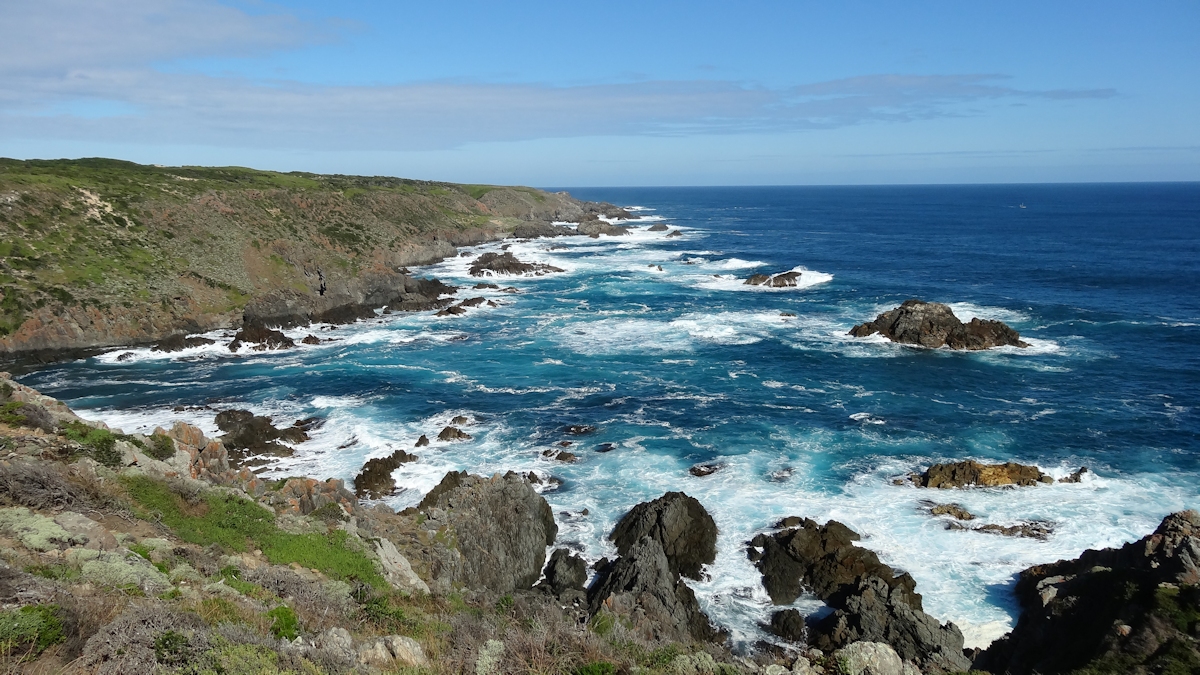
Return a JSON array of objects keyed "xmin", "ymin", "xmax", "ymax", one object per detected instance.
[
  {"xmin": 666, "ymin": 230, "xmax": 683, "ymax": 238},
  {"xmin": 576, "ymin": 215, "xmax": 629, "ymax": 237},
  {"xmin": 511, "ymin": 222, "xmax": 575, "ymax": 239},
  {"xmin": 414, "ymin": 434, "xmax": 429, "ymax": 447},
  {"xmin": 744, "ymin": 271, "xmax": 804, "ymax": 287},
  {"xmin": 537, "ymin": 548, "xmax": 587, "ymax": 597},
  {"xmin": 437, "ymin": 426, "xmax": 471, "ymax": 442},
  {"xmin": 353, "ymin": 448, "xmax": 418, "ymax": 499},
  {"xmin": 1059, "ymin": 466, "xmax": 1089, "ymax": 483},
  {"xmin": 214, "ymin": 409, "xmax": 307, "ymax": 460},
  {"xmin": 408, "ymin": 471, "xmax": 558, "ymax": 594},
  {"xmin": 227, "ymin": 324, "xmax": 295, "ymax": 351},
  {"xmin": 976, "ymin": 510, "xmax": 1200, "ymax": 675},
  {"xmin": 914, "ymin": 460, "xmax": 1050, "ymax": 488},
  {"xmin": 469, "ymin": 252, "xmax": 564, "ymax": 277},
  {"xmin": 587, "ymin": 535, "xmax": 719, "ymax": 643},
  {"xmin": 689, "ymin": 463, "xmax": 724, "ymax": 477},
  {"xmin": 301, "ymin": 334, "xmax": 321, "ymax": 345},
  {"xmin": 648, "ymin": 223, "xmax": 670, "ymax": 232},
  {"xmin": 152, "ymin": 334, "xmax": 215, "ymax": 352},
  {"xmin": 374, "ymin": 538, "xmax": 430, "ymax": 595},
  {"xmin": 610, "ymin": 492, "xmax": 718, "ymax": 580},
  {"xmin": 833, "ymin": 641, "xmax": 915, "ymax": 675},
  {"xmin": 564, "ymin": 424, "xmax": 596, "ymax": 435},
  {"xmin": 928, "ymin": 503, "xmax": 975, "ymax": 520},
  {"xmin": 849, "ymin": 299, "xmax": 1028, "ymax": 350},
  {"xmin": 769, "ymin": 608, "xmax": 807, "ymax": 642}
]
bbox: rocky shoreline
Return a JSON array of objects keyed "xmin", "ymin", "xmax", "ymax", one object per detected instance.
[{"xmin": 1, "ymin": 373, "xmax": 1196, "ymax": 674}]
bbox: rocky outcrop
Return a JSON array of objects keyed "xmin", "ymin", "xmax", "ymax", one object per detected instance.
[
  {"xmin": 588, "ymin": 535, "xmax": 720, "ymax": 643},
  {"xmin": 537, "ymin": 547, "xmax": 587, "ymax": 599},
  {"xmin": 610, "ymin": 492, "xmax": 718, "ymax": 581},
  {"xmin": 435, "ymin": 296, "xmax": 496, "ymax": 316},
  {"xmin": 437, "ymin": 426, "xmax": 471, "ymax": 442},
  {"xmin": 749, "ymin": 518, "xmax": 970, "ymax": 673},
  {"xmin": 400, "ymin": 471, "xmax": 558, "ymax": 594},
  {"xmin": 744, "ymin": 271, "xmax": 804, "ymax": 287},
  {"xmin": 468, "ymin": 252, "xmax": 564, "ymax": 277},
  {"xmin": 353, "ymin": 448, "xmax": 418, "ymax": 499},
  {"xmin": 227, "ymin": 325, "xmax": 295, "ymax": 351},
  {"xmin": 913, "ymin": 460, "xmax": 1052, "ymax": 488},
  {"xmin": 928, "ymin": 503, "xmax": 975, "ymax": 520},
  {"xmin": 214, "ymin": 409, "xmax": 308, "ymax": 462},
  {"xmin": 151, "ymin": 334, "xmax": 215, "ymax": 352},
  {"xmin": 647, "ymin": 223, "xmax": 669, "ymax": 232},
  {"xmin": 576, "ymin": 217, "xmax": 630, "ymax": 237},
  {"xmin": 510, "ymin": 222, "xmax": 575, "ymax": 239},
  {"xmin": 242, "ymin": 273, "xmax": 456, "ymax": 330},
  {"xmin": 977, "ymin": 510, "xmax": 1200, "ymax": 675},
  {"xmin": 849, "ymin": 299, "xmax": 1028, "ymax": 350}
]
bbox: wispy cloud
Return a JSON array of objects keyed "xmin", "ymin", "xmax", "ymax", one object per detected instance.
[{"xmin": 0, "ymin": 1, "xmax": 1116, "ymax": 152}]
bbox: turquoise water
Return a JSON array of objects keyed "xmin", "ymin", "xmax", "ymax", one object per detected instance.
[{"xmin": 20, "ymin": 184, "xmax": 1200, "ymax": 648}]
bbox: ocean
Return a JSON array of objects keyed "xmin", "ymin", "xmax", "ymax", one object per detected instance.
[{"xmin": 18, "ymin": 183, "xmax": 1200, "ymax": 649}]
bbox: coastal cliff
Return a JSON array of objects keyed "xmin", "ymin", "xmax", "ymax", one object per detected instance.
[{"xmin": 0, "ymin": 158, "xmax": 626, "ymax": 362}]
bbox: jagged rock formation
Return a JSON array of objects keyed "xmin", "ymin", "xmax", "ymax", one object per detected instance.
[
  {"xmin": 214, "ymin": 409, "xmax": 309, "ymax": 462},
  {"xmin": 151, "ymin": 334, "xmax": 216, "ymax": 352},
  {"xmin": 227, "ymin": 325, "xmax": 294, "ymax": 351},
  {"xmin": 537, "ymin": 548, "xmax": 588, "ymax": 599},
  {"xmin": 749, "ymin": 517, "xmax": 970, "ymax": 673},
  {"xmin": 242, "ymin": 274, "xmax": 457, "ymax": 330},
  {"xmin": 576, "ymin": 217, "xmax": 630, "ymax": 237},
  {"xmin": 399, "ymin": 471, "xmax": 558, "ymax": 594},
  {"xmin": 353, "ymin": 448, "xmax": 419, "ymax": 499},
  {"xmin": 976, "ymin": 510, "xmax": 1200, "ymax": 675},
  {"xmin": 849, "ymin": 299, "xmax": 1028, "ymax": 350},
  {"xmin": 913, "ymin": 460, "xmax": 1052, "ymax": 488},
  {"xmin": 610, "ymin": 491, "xmax": 718, "ymax": 581},
  {"xmin": 468, "ymin": 252, "xmax": 564, "ymax": 277},
  {"xmin": 744, "ymin": 271, "xmax": 804, "ymax": 287}
]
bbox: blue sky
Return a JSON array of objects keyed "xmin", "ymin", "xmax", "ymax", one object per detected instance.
[{"xmin": 2, "ymin": 0, "xmax": 1198, "ymax": 185}]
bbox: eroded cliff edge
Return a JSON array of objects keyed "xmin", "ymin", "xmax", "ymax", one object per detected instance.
[{"xmin": 0, "ymin": 158, "xmax": 627, "ymax": 362}]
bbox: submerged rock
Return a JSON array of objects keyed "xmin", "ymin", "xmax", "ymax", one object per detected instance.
[
  {"xmin": 1059, "ymin": 466, "xmax": 1089, "ymax": 483},
  {"xmin": 469, "ymin": 252, "xmax": 563, "ymax": 277},
  {"xmin": 927, "ymin": 503, "xmax": 976, "ymax": 520},
  {"xmin": 689, "ymin": 463, "xmax": 724, "ymax": 477},
  {"xmin": 610, "ymin": 492, "xmax": 717, "ymax": 581},
  {"xmin": 850, "ymin": 299, "xmax": 1028, "ymax": 350},
  {"xmin": 977, "ymin": 510, "xmax": 1200, "ymax": 675},
  {"xmin": 914, "ymin": 460, "xmax": 1051, "ymax": 488}
]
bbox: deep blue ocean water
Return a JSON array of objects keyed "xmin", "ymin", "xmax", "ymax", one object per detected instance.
[{"xmin": 19, "ymin": 183, "xmax": 1200, "ymax": 648}]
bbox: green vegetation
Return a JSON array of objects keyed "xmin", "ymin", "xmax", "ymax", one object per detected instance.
[
  {"xmin": 0, "ymin": 401, "xmax": 25, "ymax": 426},
  {"xmin": 149, "ymin": 433, "xmax": 177, "ymax": 460},
  {"xmin": 266, "ymin": 605, "xmax": 299, "ymax": 640},
  {"xmin": 60, "ymin": 420, "xmax": 121, "ymax": 466},
  {"xmin": 575, "ymin": 662, "xmax": 618, "ymax": 675},
  {"xmin": 0, "ymin": 604, "xmax": 65, "ymax": 659},
  {"xmin": 123, "ymin": 476, "xmax": 385, "ymax": 587},
  {"xmin": 1155, "ymin": 584, "xmax": 1200, "ymax": 633}
]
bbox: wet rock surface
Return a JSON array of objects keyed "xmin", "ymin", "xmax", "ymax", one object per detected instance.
[
  {"xmin": 214, "ymin": 409, "xmax": 308, "ymax": 462},
  {"xmin": 849, "ymin": 299, "xmax": 1028, "ymax": 350},
  {"xmin": 913, "ymin": 460, "xmax": 1052, "ymax": 488},
  {"xmin": 977, "ymin": 510, "xmax": 1200, "ymax": 675},
  {"xmin": 227, "ymin": 325, "xmax": 295, "ymax": 352},
  {"xmin": 537, "ymin": 547, "xmax": 588, "ymax": 598},
  {"xmin": 152, "ymin": 334, "xmax": 215, "ymax": 352},
  {"xmin": 610, "ymin": 491, "xmax": 718, "ymax": 581},
  {"xmin": 437, "ymin": 426, "xmax": 471, "ymax": 442},
  {"xmin": 469, "ymin": 252, "xmax": 564, "ymax": 277},
  {"xmin": 744, "ymin": 271, "xmax": 804, "ymax": 287},
  {"xmin": 353, "ymin": 448, "xmax": 419, "ymax": 499},
  {"xmin": 749, "ymin": 517, "xmax": 970, "ymax": 673}
]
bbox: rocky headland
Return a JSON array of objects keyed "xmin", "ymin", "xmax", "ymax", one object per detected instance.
[
  {"xmin": 0, "ymin": 159, "xmax": 631, "ymax": 364},
  {"xmin": 849, "ymin": 299, "xmax": 1029, "ymax": 350}
]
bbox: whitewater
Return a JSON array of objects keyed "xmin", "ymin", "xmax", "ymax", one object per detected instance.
[{"xmin": 20, "ymin": 184, "xmax": 1200, "ymax": 651}]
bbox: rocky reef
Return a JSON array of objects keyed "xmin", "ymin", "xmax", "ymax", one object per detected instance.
[
  {"xmin": 849, "ymin": 299, "xmax": 1028, "ymax": 350},
  {"xmin": 468, "ymin": 252, "xmax": 564, "ymax": 277}
]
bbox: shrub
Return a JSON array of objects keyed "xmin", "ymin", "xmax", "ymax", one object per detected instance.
[
  {"xmin": 148, "ymin": 433, "xmax": 176, "ymax": 460},
  {"xmin": 61, "ymin": 421, "xmax": 121, "ymax": 466},
  {"xmin": 153, "ymin": 629, "xmax": 192, "ymax": 667},
  {"xmin": 0, "ymin": 604, "xmax": 66, "ymax": 659},
  {"xmin": 266, "ymin": 606, "xmax": 299, "ymax": 640},
  {"xmin": 575, "ymin": 662, "xmax": 617, "ymax": 675}
]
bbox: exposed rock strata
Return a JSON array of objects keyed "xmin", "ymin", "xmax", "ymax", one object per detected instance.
[
  {"xmin": 849, "ymin": 299, "xmax": 1028, "ymax": 350},
  {"xmin": 977, "ymin": 510, "xmax": 1200, "ymax": 675}
]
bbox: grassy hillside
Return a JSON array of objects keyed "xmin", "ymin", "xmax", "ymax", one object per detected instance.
[{"xmin": 0, "ymin": 158, "xmax": 584, "ymax": 356}]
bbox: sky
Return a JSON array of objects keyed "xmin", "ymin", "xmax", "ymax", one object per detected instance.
[{"xmin": 1, "ymin": 0, "xmax": 1198, "ymax": 186}]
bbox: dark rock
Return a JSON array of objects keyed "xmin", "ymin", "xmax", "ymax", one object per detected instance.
[
  {"xmin": 152, "ymin": 334, "xmax": 216, "ymax": 352},
  {"xmin": 353, "ymin": 448, "xmax": 418, "ymax": 499},
  {"xmin": 976, "ymin": 510, "xmax": 1200, "ymax": 675},
  {"xmin": 410, "ymin": 471, "xmax": 558, "ymax": 594},
  {"xmin": 469, "ymin": 252, "xmax": 563, "ymax": 277},
  {"xmin": 1059, "ymin": 466, "xmax": 1089, "ymax": 483},
  {"xmin": 610, "ymin": 492, "xmax": 717, "ymax": 581},
  {"xmin": 301, "ymin": 334, "xmax": 320, "ymax": 345},
  {"xmin": 969, "ymin": 521, "xmax": 1054, "ymax": 540},
  {"xmin": 437, "ymin": 426, "xmax": 471, "ymax": 442},
  {"xmin": 500, "ymin": 287, "xmax": 519, "ymax": 294},
  {"xmin": 115, "ymin": 352, "xmax": 135, "ymax": 362},
  {"xmin": 914, "ymin": 460, "xmax": 1050, "ymax": 488},
  {"xmin": 587, "ymin": 535, "xmax": 720, "ymax": 643},
  {"xmin": 666, "ymin": 230, "xmax": 683, "ymax": 238},
  {"xmin": 450, "ymin": 415, "xmax": 469, "ymax": 425},
  {"xmin": 458, "ymin": 297, "xmax": 486, "ymax": 308},
  {"xmin": 576, "ymin": 218, "xmax": 630, "ymax": 237},
  {"xmin": 538, "ymin": 548, "xmax": 588, "ymax": 596},
  {"xmin": 435, "ymin": 304, "xmax": 468, "ymax": 317},
  {"xmin": 214, "ymin": 409, "xmax": 304, "ymax": 460},
  {"xmin": 689, "ymin": 463, "xmax": 724, "ymax": 477},
  {"xmin": 849, "ymin": 299, "xmax": 1028, "ymax": 350},
  {"xmin": 648, "ymin": 223, "xmax": 670, "ymax": 232},
  {"xmin": 512, "ymin": 222, "xmax": 575, "ymax": 239},
  {"xmin": 557, "ymin": 441, "xmax": 572, "ymax": 447},
  {"xmin": 293, "ymin": 417, "xmax": 324, "ymax": 432},
  {"xmin": 928, "ymin": 503, "xmax": 976, "ymax": 520},
  {"xmin": 595, "ymin": 443, "xmax": 617, "ymax": 453},
  {"xmin": 564, "ymin": 424, "xmax": 596, "ymax": 435},
  {"xmin": 748, "ymin": 517, "xmax": 971, "ymax": 673},
  {"xmin": 414, "ymin": 434, "xmax": 429, "ymax": 447},
  {"xmin": 769, "ymin": 608, "xmax": 807, "ymax": 642},
  {"xmin": 228, "ymin": 325, "xmax": 295, "ymax": 352},
  {"xmin": 474, "ymin": 283, "xmax": 500, "ymax": 289},
  {"xmin": 743, "ymin": 271, "xmax": 804, "ymax": 287}
]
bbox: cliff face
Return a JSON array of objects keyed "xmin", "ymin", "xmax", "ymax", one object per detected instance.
[{"xmin": 0, "ymin": 158, "xmax": 616, "ymax": 360}]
